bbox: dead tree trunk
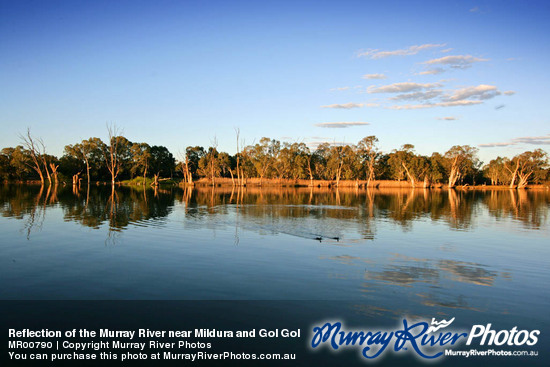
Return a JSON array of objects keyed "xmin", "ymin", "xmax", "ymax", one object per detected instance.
[
  {"xmin": 49, "ymin": 163, "xmax": 59, "ymax": 186},
  {"xmin": 20, "ymin": 129, "xmax": 45, "ymax": 185}
]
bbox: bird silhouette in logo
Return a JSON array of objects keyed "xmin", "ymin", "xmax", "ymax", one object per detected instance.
[{"xmin": 426, "ymin": 317, "xmax": 456, "ymax": 333}]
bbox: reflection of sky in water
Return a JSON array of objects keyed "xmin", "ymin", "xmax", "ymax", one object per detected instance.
[{"xmin": 0, "ymin": 186, "xmax": 549, "ymax": 331}]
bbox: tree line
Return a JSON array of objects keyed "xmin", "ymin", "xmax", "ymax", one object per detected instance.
[{"xmin": 0, "ymin": 128, "xmax": 548, "ymax": 188}]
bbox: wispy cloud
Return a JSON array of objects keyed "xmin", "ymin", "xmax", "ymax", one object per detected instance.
[
  {"xmin": 368, "ymin": 82, "xmax": 441, "ymax": 94},
  {"xmin": 469, "ymin": 6, "xmax": 480, "ymax": 13},
  {"xmin": 314, "ymin": 122, "xmax": 370, "ymax": 128},
  {"xmin": 321, "ymin": 102, "xmax": 364, "ymax": 109},
  {"xmin": 503, "ymin": 90, "xmax": 515, "ymax": 96},
  {"xmin": 446, "ymin": 84, "xmax": 501, "ymax": 101},
  {"xmin": 423, "ymin": 55, "xmax": 489, "ymax": 69},
  {"xmin": 330, "ymin": 86, "xmax": 350, "ymax": 92},
  {"xmin": 390, "ymin": 90, "xmax": 443, "ymax": 101},
  {"xmin": 441, "ymin": 48, "xmax": 453, "ymax": 53},
  {"xmin": 479, "ymin": 134, "xmax": 550, "ymax": 148},
  {"xmin": 436, "ymin": 116, "xmax": 457, "ymax": 121},
  {"xmin": 362, "ymin": 73, "xmax": 387, "ymax": 79},
  {"xmin": 369, "ymin": 81, "xmax": 505, "ymax": 109},
  {"xmin": 358, "ymin": 44, "xmax": 446, "ymax": 59},
  {"xmin": 388, "ymin": 100, "xmax": 483, "ymax": 109},
  {"xmin": 512, "ymin": 135, "xmax": 550, "ymax": 145},
  {"xmin": 418, "ymin": 68, "xmax": 446, "ymax": 75},
  {"xmin": 478, "ymin": 142, "xmax": 514, "ymax": 147},
  {"xmin": 495, "ymin": 104, "xmax": 505, "ymax": 110}
]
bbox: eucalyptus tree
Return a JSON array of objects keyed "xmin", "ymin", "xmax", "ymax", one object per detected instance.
[
  {"xmin": 325, "ymin": 144, "xmax": 359, "ymax": 186},
  {"xmin": 180, "ymin": 146, "xmax": 205, "ymax": 184},
  {"xmin": 1, "ymin": 146, "xmax": 30, "ymax": 180},
  {"xmin": 289, "ymin": 142, "xmax": 310, "ymax": 180},
  {"xmin": 198, "ymin": 146, "xmax": 221, "ymax": 184},
  {"xmin": 103, "ymin": 126, "xmax": 132, "ymax": 186},
  {"xmin": 506, "ymin": 149, "xmax": 549, "ymax": 188},
  {"xmin": 64, "ymin": 138, "xmax": 104, "ymax": 183},
  {"xmin": 483, "ymin": 157, "xmax": 508, "ymax": 185},
  {"xmin": 130, "ymin": 142, "xmax": 151, "ymax": 184},
  {"xmin": 246, "ymin": 138, "xmax": 273, "ymax": 185},
  {"xmin": 387, "ymin": 144, "xmax": 429, "ymax": 187},
  {"xmin": 357, "ymin": 136, "xmax": 379, "ymax": 187},
  {"xmin": 313, "ymin": 143, "xmax": 330, "ymax": 180},
  {"xmin": 218, "ymin": 152, "xmax": 235, "ymax": 183},
  {"xmin": 428, "ymin": 152, "xmax": 447, "ymax": 184},
  {"xmin": 150, "ymin": 145, "xmax": 176, "ymax": 178},
  {"xmin": 444, "ymin": 145, "xmax": 480, "ymax": 188}
]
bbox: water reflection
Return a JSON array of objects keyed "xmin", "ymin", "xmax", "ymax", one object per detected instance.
[
  {"xmin": 1, "ymin": 185, "xmax": 549, "ymax": 236},
  {"xmin": 1, "ymin": 185, "xmax": 548, "ymax": 321}
]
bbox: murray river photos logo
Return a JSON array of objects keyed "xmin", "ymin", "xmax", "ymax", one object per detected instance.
[{"xmin": 310, "ymin": 317, "xmax": 540, "ymax": 361}]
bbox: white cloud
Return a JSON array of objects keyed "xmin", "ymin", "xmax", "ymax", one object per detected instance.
[
  {"xmin": 446, "ymin": 84, "xmax": 500, "ymax": 101},
  {"xmin": 314, "ymin": 122, "xmax": 370, "ymax": 128},
  {"xmin": 368, "ymin": 82, "xmax": 441, "ymax": 94},
  {"xmin": 330, "ymin": 86, "xmax": 350, "ymax": 92},
  {"xmin": 362, "ymin": 73, "xmax": 387, "ymax": 79},
  {"xmin": 479, "ymin": 134, "xmax": 550, "ymax": 148},
  {"xmin": 390, "ymin": 90, "xmax": 443, "ymax": 101},
  {"xmin": 512, "ymin": 135, "xmax": 550, "ymax": 145},
  {"xmin": 358, "ymin": 44, "xmax": 446, "ymax": 59},
  {"xmin": 438, "ymin": 100, "xmax": 484, "ymax": 107},
  {"xmin": 478, "ymin": 142, "xmax": 514, "ymax": 147},
  {"xmin": 470, "ymin": 6, "xmax": 480, "ymax": 13},
  {"xmin": 321, "ymin": 102, "xmax": 364, "ymax": 109},
  {"xmin": 423, "ymin": 55, "xmax": 489, "ymax": 69},
  {"xmin": 388, "ymin": 100, "xmax": 483, "ymax": 110},
  {"xmin": 436, "ymin": 116, "xmax": 457, "ymax": 121},
  {"xmin": 418, "ymin": 68, "xmax": 446, "ymax": 75},
  {"xmin": 441, "ymin": 48, "xmax": 453, "ymax": 53},
  {"xmin": 503, "ymin": 90, "xmax": 516, "ymax": 96}
]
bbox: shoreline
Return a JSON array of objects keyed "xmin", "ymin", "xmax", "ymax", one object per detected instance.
[{"xmin": 3, "ymin": 178, "xmax": 549, "ymax": 190}]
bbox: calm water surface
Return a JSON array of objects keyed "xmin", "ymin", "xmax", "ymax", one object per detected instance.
[{"xmin": 1, "ymin": 185, "xmax": 549, "ymax": 330}]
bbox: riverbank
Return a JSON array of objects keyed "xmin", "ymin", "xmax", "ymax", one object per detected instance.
[{"xmin": 4, "ymin": 178, "xmax": 549, "ymax": 190}]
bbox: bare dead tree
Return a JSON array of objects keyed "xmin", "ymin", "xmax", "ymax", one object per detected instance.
[
  {"xmin": 19, "ymin": 129, "xmax": 46, "ymax": 185},
  {"xmin": 210, "ymin": 136, "xmax": 218, "ymax": 187},
  {"xmin": 103, "ymin": 124, "xmax": 121, "ymax": 186},
  {"xmin": 235, "ymin": 128, "xmax": 241, "ymax": 186}
]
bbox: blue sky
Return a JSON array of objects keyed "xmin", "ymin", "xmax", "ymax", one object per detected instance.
[{"xmin": 1, "ymin": 0, "xmax": 549, "ymax": 163}]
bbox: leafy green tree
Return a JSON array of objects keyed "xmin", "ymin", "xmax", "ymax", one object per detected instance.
[
  {"xmin": 1, "ymin": 146, "xmax": 30, "ymax": 180},
  {"xmin": 357, "ymin": 136, "xmax": 379, "ymax": 187},
  {"xmin": 483, "ymin": 157, "xmax": 508, "ymax": 185},
  {"xmin": 429, "ymin": 152, "xmax": 447, "ymax": 184},
  {"xmin": 130, "ymin": 142, "xmax": 151, "ymax": 183},
  {"xmin": 506, "ymin": 149, "xmax": 549, "ymax": 188},
  {"xmin": 150, "ymin": 145, "xmax": 175, "ymax": 178},
  {"xmin": 198, "ymin": 147, "xmax": 221, "ymax": 183},
  {"xmin": 444, "ymin": 145, "xmax": 480, "ymax": 188},
  {"xmin": 387, "ymin": 144, "xmax": 429, "ymax": 187},
  {"xmin": 246, "ymin": 138, "xmax": 274, "ymax": 184},
  {"xmin": 102, "ymin": 125, "xmax": 132, "ymax": 186},
  {"xmin": 184, "ymin": 146, "xmax": 205, "ymax": 180}
]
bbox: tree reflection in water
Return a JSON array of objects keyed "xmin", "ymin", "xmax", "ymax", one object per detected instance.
[{"xmin": 1, "ymin": 185, "xmax": 548, "ymax": 237}]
